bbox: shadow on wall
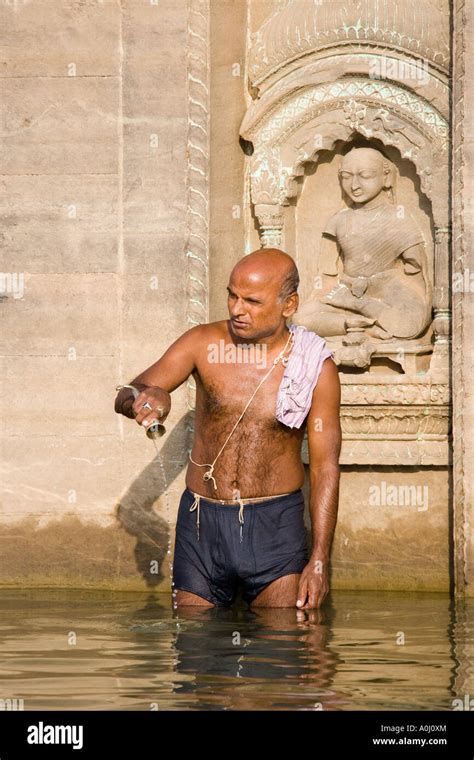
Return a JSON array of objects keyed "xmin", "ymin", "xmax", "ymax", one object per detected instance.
[{"xmin": 116, "ymin": 412, "xmax": 193, "ymax": 588}]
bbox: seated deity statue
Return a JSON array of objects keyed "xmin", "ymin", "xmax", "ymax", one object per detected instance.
[{"xmin": 292, "ymin": 147, "xmax": 432, "ymax": 355}]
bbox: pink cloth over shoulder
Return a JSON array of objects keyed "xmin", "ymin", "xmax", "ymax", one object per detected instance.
[{"xmin": 275, "ymin": 324, "xmax": 335, "ymax": 429}]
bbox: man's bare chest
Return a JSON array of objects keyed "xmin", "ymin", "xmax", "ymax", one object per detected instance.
[{"xmin": 193, "ymin": 361, "xmax": 286, "ymax": 428}]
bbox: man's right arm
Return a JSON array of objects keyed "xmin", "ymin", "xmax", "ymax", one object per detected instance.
[{"xmin": 114, "ymin": 324, "xmax": 203, "ymax": 420}]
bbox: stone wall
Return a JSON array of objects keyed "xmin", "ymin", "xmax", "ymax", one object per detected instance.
[
  {"xmin": 0, "ymin": 0, "xmax": 192, "ymax": 589},
  {"xmin": 240, "ymin": 0, "xmax": 452, "ymax": 593},
  {"xmin": 0, "ymin": 0, "xmax": 470, "ymax": 595}
]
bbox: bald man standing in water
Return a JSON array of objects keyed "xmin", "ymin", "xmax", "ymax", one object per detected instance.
[{"xmin": 114, "ymin": 249, "xmax": 341, "ymax": 609}]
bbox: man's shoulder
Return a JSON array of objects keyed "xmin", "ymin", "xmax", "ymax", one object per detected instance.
[
  {"xmin": 309, "ymin": 351, "xmax": 339, "ymax": 402},
  {"xmin": 202, "ymin": 320, "xmax": 229, "ymax": 342},
  {"xmin": 291, "ymin": 323, "xmax": 334, "ymax": 353},
  {"xmin": 183, "ymin": 320, "xmax": 228, "ymax": 341}
]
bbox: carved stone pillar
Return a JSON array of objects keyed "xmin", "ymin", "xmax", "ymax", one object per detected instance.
[
  {"xmin": 254, "ymin": 203, "xmax": 284, "ymax": 248},
  {"xmin": 431, "ymin": 226, "xmax": 450, "ymax": 375},
  {"xmin": 452, "ymin": 0, "xmax": 474, "ymax": 596},
  {"xmin": 185, "ymin": 0, "xmax": 210, "ymax": 412}
]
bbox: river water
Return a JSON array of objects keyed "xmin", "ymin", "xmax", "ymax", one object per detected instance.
[{"xmin": 0, "ymin": 589, "xmax": 472, "ymax": 711}]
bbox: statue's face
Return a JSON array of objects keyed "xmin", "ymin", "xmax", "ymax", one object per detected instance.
[{"xmin": 339, "ymin": 148, "xmax": 388, "ymax": 204}]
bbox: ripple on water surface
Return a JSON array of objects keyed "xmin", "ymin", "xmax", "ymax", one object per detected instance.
[{"xmin": 0, "ymin": 589, "xmax": 471, "ymax": 711}]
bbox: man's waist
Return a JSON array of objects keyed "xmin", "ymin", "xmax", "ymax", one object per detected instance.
[{"xmin": 185, "ymin": 487, "xmax": 300, "ymax": 505}]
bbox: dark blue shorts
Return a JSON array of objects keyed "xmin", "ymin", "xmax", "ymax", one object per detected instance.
[{"xmin": 171, "ymin": 487, "xmax": 309, "ymax": 606}]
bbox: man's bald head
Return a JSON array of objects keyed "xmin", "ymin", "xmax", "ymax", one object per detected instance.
[
  {"xmin": 231, "ymin": 248, "xmax": 299, "ymax": 302},
  {"xmin": 227, "ymin": 248, "xmax": 299, "ymax": 341}
]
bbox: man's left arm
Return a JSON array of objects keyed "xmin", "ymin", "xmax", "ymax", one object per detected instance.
[{"xmin": 296, "ymin": 357, "xmax": 341, "ymax": 609}]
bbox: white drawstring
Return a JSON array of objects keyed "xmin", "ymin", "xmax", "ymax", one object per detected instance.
[
  {"xmin": 188, "ymin": 493, "xmax": 244, "ymax": 542},
  {"xmin": 238, "ymin": 499, "xmax": 244, "ymax": 543},
  {"xmin": 189, "ymin": 494, "xmax": 201, "ymax": 540}
]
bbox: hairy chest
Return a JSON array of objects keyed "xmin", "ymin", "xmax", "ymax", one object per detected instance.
[{"xmin": 193, "ymin": 361, "xmax": 287, "ymax": 432}]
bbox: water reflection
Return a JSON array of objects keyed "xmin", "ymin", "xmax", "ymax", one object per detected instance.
[{"xmin": 0, "ymin": 590, "xmax": 471, "ymax": 711}]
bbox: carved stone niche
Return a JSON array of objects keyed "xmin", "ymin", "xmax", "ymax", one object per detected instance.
[{"xmin": 240, "ymin": 0, "xmax": 450, "ymax": 465}]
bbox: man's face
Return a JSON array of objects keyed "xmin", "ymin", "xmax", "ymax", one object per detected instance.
[
  {"xmin": 339, "ymin": 149, "xmax": 386, "ymax": 204},
  {"xmin": 226, "ymin": 270, "xmax": 287, "ymax": 341}
]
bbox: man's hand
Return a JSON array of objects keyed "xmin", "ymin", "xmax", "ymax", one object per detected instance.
[
  {"xmin": 296, "ymin": 554, "xmax": 330, "ymax": 609},
  {"xmin": 131, "ymin": 387, "xmax": 171, "ymax": 430},
  {"xmin": 113, "ymin": 325, "xmax": 201, "ymax": 423}
]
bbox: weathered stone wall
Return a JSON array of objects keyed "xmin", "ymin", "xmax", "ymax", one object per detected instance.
[
  {"xmin": 0, "ymin": 0, "xmax": 468, "ymax": 595},
  {"xmin": 239, "ymin": 0, "xmax": 452, "ymax": 593},
  {"xmin": 209, "ymin": 0, "xmax": 246, "ymax": 321},
  {"xmin": 0, "ymin": 0, "xmax": 192, "ymax": 589}
]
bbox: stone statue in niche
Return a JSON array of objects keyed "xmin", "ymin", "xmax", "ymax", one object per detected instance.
[{"xmin": 292, "ymin": 147, "xmax": 432, "ymax": 368}]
